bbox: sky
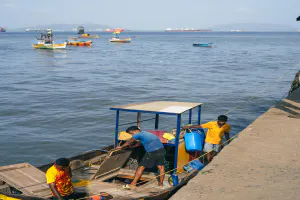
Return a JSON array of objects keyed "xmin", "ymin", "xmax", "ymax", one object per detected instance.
[{"xmin": 0, "ymin": 0, "xmax": 299, "ymax": 30}]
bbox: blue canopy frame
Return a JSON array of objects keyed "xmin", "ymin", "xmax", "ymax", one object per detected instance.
[{"xmin": 110, "ymin": 101, "xmax": 202, "ymax": 173}]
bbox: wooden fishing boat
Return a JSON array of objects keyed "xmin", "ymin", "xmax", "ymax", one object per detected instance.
[
  {"xmin": 66, "ymin": 40, "xmax": 93, "ymax": 46},
  {"xmin": 79, "ymin": 33, "xmax": 100, "ymax": 39},
  {"xmin": 193, "ymin": 42, "xmax": 213, "ymax": 47},
  {"xmin": 109, "ymin": 37, "xmax": 131, "ymax": 43},
  {"xmin": 0, "ymin": 101, "xmax": 207, "ymax": 200},
  {"xmin": 32, "ymin": 40, "xmax": 66, "ymax": 49}
]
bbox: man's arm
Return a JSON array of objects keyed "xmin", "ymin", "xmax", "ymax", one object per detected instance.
[
  {"xmin": 49, "ymin": 183, "xmax": 63, "ymax": 200},
  {"xmin": 224, "ymin": 132, "xmax": 230, "ymax": 144},
  {"xmin": 116, "ymin": 138, "xmax": 136, "ymax": 149},
  {"xmin": 183, "ymin": 124, "xmax": 203, "ymax": 130}
]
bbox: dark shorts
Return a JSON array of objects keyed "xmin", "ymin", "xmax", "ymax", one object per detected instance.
[{"xmin": 139, "ymin": 148, "xmax": 166, "ymax": 168}]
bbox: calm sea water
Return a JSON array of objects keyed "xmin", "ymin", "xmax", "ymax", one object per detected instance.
[{"xmin": 0, "ymin": 32, "xmax": 299, "ymax": 166}]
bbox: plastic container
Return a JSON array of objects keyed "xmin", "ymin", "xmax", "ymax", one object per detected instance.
[
  {"xmin": 184, "ymin": 160, "xmax": 205, "ymax": 172},
  {"xmin": 190, "ymin": 160, "xmax": 205, "ymax": 170},
  {"xmin": 163, "ymin": 132, "xmax": 175, "ymax": 140},
  {"xmin": 184, "ymin": 131, "xmax": 205, "ymax": 151},
  {"xmin": 169, "ymin": 174, "xmax": 179, "ymax": 186}
]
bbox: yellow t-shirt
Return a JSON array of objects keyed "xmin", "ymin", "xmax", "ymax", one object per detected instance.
[
  {"xmin": 201, "ymin": 121, "xmax": 230, "ymax": 145},
  {"xmin": 46, "ymin": 165, "xmax": 73, "ymax": 197}
]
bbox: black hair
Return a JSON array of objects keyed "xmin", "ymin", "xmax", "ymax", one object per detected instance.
[
  {"xmin": 126, "ymin": 126, "xmax": 141, "ymax": 133},
  {"xmin": 217, "ymin": 115, "xmax": 228, "ymax": 122},
  {"xmin": 55, "ymin": 158, "xmax": 70, "ymax": 167}
]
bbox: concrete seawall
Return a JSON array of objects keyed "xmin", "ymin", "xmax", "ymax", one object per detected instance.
[{"xmin": 171, "ymin": 87, "xmax": 300, "ymax": 199}]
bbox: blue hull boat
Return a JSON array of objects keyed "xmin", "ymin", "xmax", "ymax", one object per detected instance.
[{"xmin": 193, "ymin": 42, "xmax": 213, "ymax": 47}]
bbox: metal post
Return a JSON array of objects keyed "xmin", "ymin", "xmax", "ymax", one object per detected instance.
[
  {"xmin": 114, "ymin": 110, "xmax": 120, "ymax": 147},
  {"xmin": 137, "ymin": 112, "xmax": 141, "ymax": 128},
  {"xmin": 197, "ymin": 105, "xmax": 201, "ymax": 125},
  {"xmin": 188, "ymin": 109, "xmax": 192, "ymax": 124},
  {"xmin": 155, "ymin": 114, "xmax": 159, "ymax": 129},
  {"xmin": 174, "ymin": 114, "xmax": 181, "ymax": 173}
]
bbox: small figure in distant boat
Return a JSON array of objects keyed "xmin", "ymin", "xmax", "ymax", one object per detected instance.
[
  {"xmin": 184, "ymin": 115, "xmax": 231, "ymax": 163},
  {"xmin": 116, "ymin": 126, "xmax": 166, "ymax": 190},
  {"xmin": 46, "ymin": 158, "xmax": 76, "ymax": 200},
  {"xmin": 47, "ymin": 28, "xmax": 53, "ymax": 39}
]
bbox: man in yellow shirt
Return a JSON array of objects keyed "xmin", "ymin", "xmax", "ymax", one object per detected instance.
[
  {"xmin": 46, "ymin": 158, "xmax": 75, "ymax": 200},
  {"xmin": 184, "ymin": 115, "xmax": 231, "ymax": 162}
]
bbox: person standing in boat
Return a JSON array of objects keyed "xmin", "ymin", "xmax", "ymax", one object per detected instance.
[
  {"xmin": 116, "ymin": 126, "xmax": 166, "ymax": 190},
  {"xmin": 46, "ymin": 158, "xmax": 75, "ymax": 200},
  {"xmin": 184, "ymin": 115, "xmax": 231, "ymax": 163}
]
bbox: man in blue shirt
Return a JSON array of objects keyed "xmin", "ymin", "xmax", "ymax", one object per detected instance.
[{"xmin": 116, "ymin": 126, "xmax": 166, "ymax": 190}]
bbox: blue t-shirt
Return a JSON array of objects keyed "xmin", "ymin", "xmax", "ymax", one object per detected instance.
[{"xmin": 132, "ymin": 131, "xmax": 164, "ymax": 152}]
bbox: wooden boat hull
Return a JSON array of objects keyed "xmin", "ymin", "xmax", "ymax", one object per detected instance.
[
  {"xmin": 0, "ymin": 144, "xmax": 204, "ymax": 200},
  {"xmin": 32, "ymin": 43, "xmax": 67, "ymax": 49},
  {"xmin": 67, "ymin": 40, "xmax": 92, "ymax": 46},
  {"xmin": 193, "ymin": 43, "xmax": 213, "ymax": 47}
]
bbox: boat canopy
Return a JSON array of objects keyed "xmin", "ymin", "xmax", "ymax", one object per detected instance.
[
  {"xmin": 110, "ymin": 101, "xmax": 203, "ymax": 172},
  {"xmin": 110, "ymin": 101, "xmax": 202, "ymax": 115}
]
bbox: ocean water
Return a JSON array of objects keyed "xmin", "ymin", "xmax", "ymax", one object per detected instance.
[{"xmin": 0, "ymin": 32, "xmax": 299, "ymax": 166}]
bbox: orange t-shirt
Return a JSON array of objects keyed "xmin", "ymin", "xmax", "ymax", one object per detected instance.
[
  {"xmin": 46, "ymin": 164, "xmax": 73, "ymax": 197},
  {"xmin": 201, "ymin": 121, "xmax": 231, "ymax": 144}
]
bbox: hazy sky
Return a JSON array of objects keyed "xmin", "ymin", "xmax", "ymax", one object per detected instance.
[{"xmin": 1, "ymin": 0, "xmax": 299, "ymax": 29}]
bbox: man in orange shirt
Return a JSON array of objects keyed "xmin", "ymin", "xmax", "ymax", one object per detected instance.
[
  {"xmin": 184, "ymin": 115, "xmax": 231, "ymax": 162},
  {"xmin": 46, "ymin": 158, "xmax": 75, "ymax": 200}
]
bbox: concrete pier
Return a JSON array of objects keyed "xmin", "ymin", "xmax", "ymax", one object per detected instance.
[{"xmin": 171, "ymin": 87, "xmax": 300, "ymax": 200}]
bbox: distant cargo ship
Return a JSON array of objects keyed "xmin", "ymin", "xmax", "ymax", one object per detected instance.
[
  {"xmin": 165, "ymin": 28, "xmax": 212, "ymax": 32},
  {"xmin": 0, "ymin": 27, "xmax": 6, "ymax": 32}
]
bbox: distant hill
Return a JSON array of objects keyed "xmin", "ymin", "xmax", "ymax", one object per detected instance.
[
  {"xmin": 209, "ymin": 23, "xmax": 297, "ymax": 32},
  {"xmin": 11, "ymin": 24, "xmax": 111, "ymax": 32}
]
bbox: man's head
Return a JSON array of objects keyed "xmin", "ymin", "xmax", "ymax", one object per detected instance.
[
  {"xmin": 55, "ymin": 158, "xmax": 70, "ymax": 170},
  {"xmin": 217, "ymin": 115, "xmax": 228, "ymax": 127},
  {"xmin": 126, "ymin": 126, "xmax": 141, "ymax": 135}
]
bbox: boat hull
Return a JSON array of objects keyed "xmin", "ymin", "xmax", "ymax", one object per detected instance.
[
  {"xmin": 109, "ymin": 38, "xmax": 131, "ymax": 43},
  {"xmin": 193, "ymin": 43, "xmax": 213, "ymax": 47},
  {"xmin": 79, "ymin": 36, "xmax": 100, "ymax": 39},
  {"xmin": 1, "ymin": 144, "xmax": 203, "ymax": 200},
  {"xmin": 67, "ymin": 41, "xmax": 92, "ymax": 46},
  {"xmin": 32, "ymin": 43, "xmax": 67, "ymax": 49}
]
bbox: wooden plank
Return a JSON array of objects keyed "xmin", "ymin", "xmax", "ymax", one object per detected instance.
[
  {"xmin": 92, "ymin": 150, "xmax": 132, "ymax": 180},
  {"xmin": 0, "ymin": 163, "xmax": 51, "ymax": 198}
]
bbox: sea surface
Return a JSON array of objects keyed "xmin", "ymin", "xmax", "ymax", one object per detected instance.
[{"xmin": 0, "ymin": 32, "xmax": 299, "ymax": 166}]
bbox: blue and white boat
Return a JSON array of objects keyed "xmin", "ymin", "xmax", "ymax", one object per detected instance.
[{"xmin": 193, "ymin": 42, "xmax": 213, "ymax": 47}]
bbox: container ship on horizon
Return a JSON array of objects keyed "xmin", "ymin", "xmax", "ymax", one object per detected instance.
[
  {"xmin": 0, "ymin": 27, "xmax": 7, "ymax": 32},
  {"xmin": 165, "ymin": 28, "xmax": 212, "ymax": 32}
]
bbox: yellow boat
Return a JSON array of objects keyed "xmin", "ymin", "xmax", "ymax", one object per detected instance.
[
  {"xmin": 78, "ymin": 33, "xmax": 100, "ymax": 38},
  {"xmin": 32, "ymin": 40, "xmax": 66, "ymax": 49},
  {"xmin": 109, "ymin": 37, "xmax": 131, "ymax": 43}
]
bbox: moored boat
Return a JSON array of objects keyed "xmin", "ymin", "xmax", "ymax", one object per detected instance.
[
  {"xmin": 79, "ymin": 33, "xmax": 100, "ymax": 39},
  {"xmin": 109, "ymin": 37, "xmax": 131, "ymax": 43},
  {"xmin": 193, "ymin": 42, "xmax": 213, "ymax": 47},
  {"xmin": 32, "ymin": 40, "xmax": 67, "ymax": 49},
  {"xmin": 0, "ymin": 27, "xmax": 6, "ymax": 32},
  {"xmin": 66, "ymin": 39, "xmax": 92, "ymax": 46},
  {"xmin": 0, "ymin": 101, "xmax": 208, "ymax": 200}
]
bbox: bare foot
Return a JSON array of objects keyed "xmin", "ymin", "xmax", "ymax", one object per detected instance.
[{"xmin": 129, "ymin": 184, "xmax": 137, "ymax": 189}]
